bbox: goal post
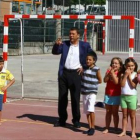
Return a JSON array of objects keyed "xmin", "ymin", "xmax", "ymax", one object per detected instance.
[
  {"xmin": 2, "ymin": 14, "xmax": 135, "ymax": 102},
  {"xmin": 83, "ymin": 20, "xmax": 105, "ymax": 54}
]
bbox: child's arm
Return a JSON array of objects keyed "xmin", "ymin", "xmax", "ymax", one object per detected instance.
[
  {"xmin": 109, "ymin": 69, "xmax": 119, "ymax": 84},
  {"xmin": 104, "ymin": 67, "xmax": 111, "ymax": 83},
  {"xmin": 1, "ymin": 78, "xmax": 15, "ymax": 92},
  {"xmin": 120, "ymin": 69, "xmax": 130, "ymax": 87},
  {"xmin": 137, "ymin": 69, "xmax": 140, "ymax": 74},
  {"xmin": 120, "ymin": 74, "xmax": 127, "ymax": 87},
  {"xmin": 128, "ymin": 74, "xmax": 137, "ymax": 88},
  {"xmin": 97, "ymin": 69, "xmax": 102, "ymax": 84},
  {"xmin": 137, "ymin": 69, "xmax": 140, "ymax": 84},
  {"xmin": 103, "ymin": 73, "xmax": 109, "ymax": 83}
]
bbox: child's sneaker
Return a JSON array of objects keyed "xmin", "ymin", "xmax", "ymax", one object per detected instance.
[
  {"xmin": 83, "ymin": 129, "xmax": 90, "ymax": 134},
  {"xmin": 88, "ymin": 128, "xmax": 95, "ymax": 135}
]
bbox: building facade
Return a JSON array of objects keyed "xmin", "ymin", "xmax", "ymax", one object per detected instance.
[
  {"xmin": 0, "ymin": 0, "xmax": 42, "ymax": 22},
  {"xmin": 0, "ymin": 1, "xmax": 11, "ymax": 22}
]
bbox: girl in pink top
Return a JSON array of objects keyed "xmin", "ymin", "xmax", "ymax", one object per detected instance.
[{"xmin": 103, "ymin": 57, "xmax": 123, "ymax": 134}]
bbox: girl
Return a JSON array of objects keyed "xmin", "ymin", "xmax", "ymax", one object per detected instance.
[
  {"xmin": 118, "ymin": 58, "xmax": 138, "ymax": 138},
  {"xmin": 103, "ymin": 57, "xmax": 123, "ymax": 134},
  {"xmin": 137, "ymin": 69, "xmax": 140, "ymax": 140},
  {"xmin": 81, "ymin": 52, "xmax": 102, "ymax": 135}
]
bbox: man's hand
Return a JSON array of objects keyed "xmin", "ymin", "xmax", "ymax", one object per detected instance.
[
  {"xmin": 77, "ymin": 67, "xmax": 83, "ymax": 75},
  {"xmin": 55, "ymin": 38, "xmax": 63, "ymax": 46}
]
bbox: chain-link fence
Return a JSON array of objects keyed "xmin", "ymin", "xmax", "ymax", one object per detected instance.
[
  {"xmin": 0, "ymin": 19, "xmax": 104, "ymax": 55},
  {"xmin": 0, "ymin": 18, "xmax": 104, "ymax": 100}
]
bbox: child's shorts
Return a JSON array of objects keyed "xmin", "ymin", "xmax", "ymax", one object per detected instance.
[
  {"xmin": 120, "ymin": 95, "xmax": 137, "ymax": 110},
  {"xmin": 82, "ymin": 94, "xmax": 96, "ymax": 114},
  {"xmin": 0, "ymin": 94, "xmax": 3, "ymax": 110},
  {"xmin": 104, "ymin": 95, "xmax": 120, "ymax": 105}
]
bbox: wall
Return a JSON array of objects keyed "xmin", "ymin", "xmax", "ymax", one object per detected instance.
[
  {"xmin": 0, "ymin": 1, "xmax": 10, "ymax": 21},
  {"xmin": 0, "ymin": 42, "xmax": 53, "ymax": 56}
]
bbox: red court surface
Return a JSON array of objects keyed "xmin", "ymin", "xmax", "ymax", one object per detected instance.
[{"xmin": 1, "ymin": 99, "xmax": 140, "ymax": 140}]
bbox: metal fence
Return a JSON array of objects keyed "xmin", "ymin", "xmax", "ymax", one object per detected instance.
[
  {"xmin": 0, "ymin": 18, "xmax": 104, "ymax": 100},
  {"xmin": 107, "ymin": 0, "xmax": 140, "ymax": 53},
  {"xmin": 0, "ymin": 19, "xmax": 103, "ymax": 53}
]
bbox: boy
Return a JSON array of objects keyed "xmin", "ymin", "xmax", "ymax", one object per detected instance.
[
  {"xmin": 81, "ymin": 52, "xmax": 102, "ymax": 135},
  {"xmin": 0, "ymin": 56, "xmax": 15, "ymax": 124}
]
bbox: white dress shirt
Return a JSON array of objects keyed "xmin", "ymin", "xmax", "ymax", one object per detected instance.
[{"xmin": 65, "ymin": 43, "xmax": 81, "ymax": 69}]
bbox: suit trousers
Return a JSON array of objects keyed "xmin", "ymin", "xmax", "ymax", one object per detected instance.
[{"xmin": 58, "ymin": 69, "xmax": 81, "ymax": 123}]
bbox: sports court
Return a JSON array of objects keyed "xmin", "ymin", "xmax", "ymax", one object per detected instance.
[
  {"xmin": 1, "ymin": 99, "xmax": 140, "ymax": 140},
  {"xmin": 0, "ymin": 53, "xmax": 140, "ymax": 140}
]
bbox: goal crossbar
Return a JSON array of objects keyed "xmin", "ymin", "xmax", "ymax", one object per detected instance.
[{"xmin": 2, "ymin": 14, "xmax": 135, "ymax": 102}]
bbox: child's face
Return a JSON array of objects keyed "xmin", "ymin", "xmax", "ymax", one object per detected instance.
[
  {"xmin": 125, "ymin": 62, "xmax": 135, "ymax": 73},
  {"xmin": 86, "ymin": 56, "xmax": 95, "ymax": 67},
  {"xmin": 111, "ymin": 59, "xmax": 120, "ymax": 71},
  {"xmin": 0, "ymin": 62, "xmax": 4, "ymax": 71}
]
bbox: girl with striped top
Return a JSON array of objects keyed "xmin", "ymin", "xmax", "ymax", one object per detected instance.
[{"xmin": 81, "ymin": 52, "xmax": 102, "ymax": 136}]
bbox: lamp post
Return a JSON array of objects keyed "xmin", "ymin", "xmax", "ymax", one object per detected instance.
[
  {"xmin": 45, "ymin": 0, "xmax": 47, "ymax": 14},
  {"xmin": 43, "ymin": 0, "xmax": 47, "ymax": 53},
  {"xmin": 63, "ymin": 0, "xmax": 64, "ymax": 14},
  {"xmin": 0, "ymin": 0, "xmax": 1, "ymax": 21},
  {"xmin": 62, "ymin": 0, "xmax": 64, "ymax": 39},
  {"xmin": 78, "ymin": 0, "xmax": 80, "ymax": 29},
  {"xmin": 52, "ymin": 0, "xmax": 54, "ymax": 9},
  {"xmin": 31, "ymin": 0, "xmax": 34, "ymax": 14}
]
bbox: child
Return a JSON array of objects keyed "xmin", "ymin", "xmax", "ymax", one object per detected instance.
[
  {"xmin": 137, "ymin": 69, "xmax": 140, "ymax": 84},
  {"xmin": 118, "ymin": 58, "xmax": 138, "ymax": 138},
  {"xmin": 0, "ymin": 56, "xmax": 15, "ymax": 124},
  {"xmin": 103, "ymin": 57, "xmax": 123, "ymax": 134},
  {"xmin": 81, "ymin": 51, "xmax": 102, "ymax": 135},
  {"xmin": 137, "ymin": 69, "xmax": 140, "ymax": 140}
]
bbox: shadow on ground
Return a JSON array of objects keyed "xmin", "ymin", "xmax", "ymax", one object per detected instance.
[
  {"xmin": 17, "ymin": 114, "xmax": 58, "ymax": 124},
  {"xmin": 16, "ymin": 114, "xmax": 88, "ymax": 132}
]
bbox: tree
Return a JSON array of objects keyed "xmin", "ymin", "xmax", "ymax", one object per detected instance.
[
  {"xmin": 54, "ymin": 0, "xmax": 71, "ymax": 6},
  {"xmin": 81, "ymin": 0, "xmax": 94, "ymax": 11},
  {"xmin": 42, "ymin": 0, "xmax": 52, "ymax": 7},
  {"xmin": 81, "ymin": 0, "xmax": 106, "ymax": 11},
  {"xmin": 94, "ymin": 0, "xmax": 106, "ymax": 5}
]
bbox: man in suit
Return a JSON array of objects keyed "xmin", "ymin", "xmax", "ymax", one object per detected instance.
[{"xmin": 52, "ymin": 27, "xmax": 97, "ymax": 128}]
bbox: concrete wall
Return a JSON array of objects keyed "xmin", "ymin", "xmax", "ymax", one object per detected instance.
[
  {"xmin": 0, "ymin": 42, "xmax": 53, "ymax": 56},
  {"xmin": 0, "ymin": 34, "xmax": 98, "ymax": 56}
]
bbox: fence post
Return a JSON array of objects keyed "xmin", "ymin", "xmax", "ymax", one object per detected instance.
[{"xmin": 55, "ymin": 11, "xmax": 61, "ymax": 39}]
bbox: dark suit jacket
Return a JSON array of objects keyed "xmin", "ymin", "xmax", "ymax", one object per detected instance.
[{"xmin": 52, "ymin": 40, "xmax": 97, "ymax": 76}]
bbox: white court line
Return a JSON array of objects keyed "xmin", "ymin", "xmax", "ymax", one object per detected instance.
[{"xmin": 5, "ymin": 103, "xmax": 140, "ymax": 115}]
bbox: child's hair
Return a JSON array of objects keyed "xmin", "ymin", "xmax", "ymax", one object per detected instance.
[
  {"xmin": 110, "ymin": 57, "xmax": 123, "ymax": 71},
  {"xmin": 0, "ymin": 56, "xmax": 4, "ymax": 62},
  {"xmin": 87, "ymin": 51, "xmax": 97, "ymax": 62},
  {"xmin": 123, "ymin": 58, "xmax": 138, "ymax": 72}
]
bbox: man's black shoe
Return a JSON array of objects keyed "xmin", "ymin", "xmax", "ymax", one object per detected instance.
[
  {"xmin": 73, "ymin": 122, "xmax": 81, "ymax": 128},
  {"xmin": 54, "ymin": 121, "xmax": 66, "ymax": 127}
]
